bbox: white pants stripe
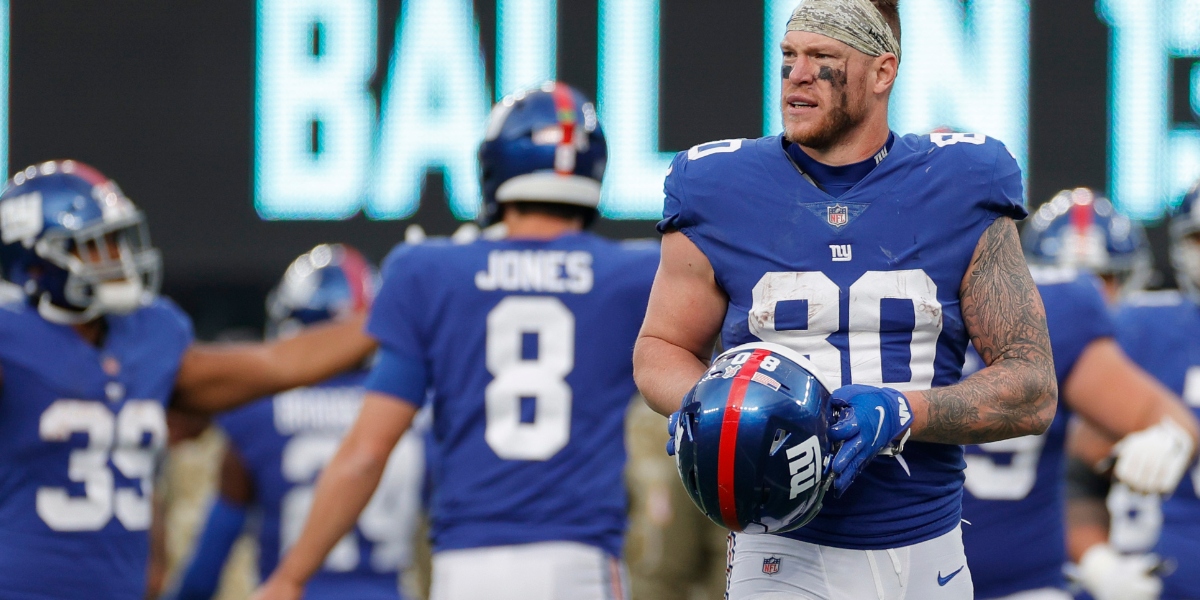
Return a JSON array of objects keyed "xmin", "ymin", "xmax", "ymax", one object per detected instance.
[
  {"xmin": 430, "ymin": 541, "xmax": 629, "ymax": 600},
  {"xmin": 725, "ymin": 526, "xmax": 973, "ymax": 600}
]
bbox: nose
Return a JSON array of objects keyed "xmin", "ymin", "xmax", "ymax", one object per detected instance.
[{"xmin": 785, "ymin": 56, "xmax": 815, "ymax": 85}]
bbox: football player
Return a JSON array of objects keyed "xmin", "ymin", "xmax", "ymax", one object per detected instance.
[
  {"xmin": 254, "ymin": 82, "xmax": 659, "ymax": 600},
  {"xmin": 168, "ymin": 244, "xmax": 424, "ymax": 600},
  {"xmin": 957, "ymin": 193, "xmax": 1198, "ymax": 599},
  {"xmin": 634, "ymin": 0, "xmax": 1058, "ymax": 597},
  {"xmin": 0, "ymin": 161, "xmax": 377, "ymax": 599},
  {"xmin": 1099, "ymin": 179, "xmax": 1200, "ymax": 599}
]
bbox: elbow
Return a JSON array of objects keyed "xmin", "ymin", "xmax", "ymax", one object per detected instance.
[{"xmin": 1028, "ymin": 376, "xmax": 1059, "ymax": 436}]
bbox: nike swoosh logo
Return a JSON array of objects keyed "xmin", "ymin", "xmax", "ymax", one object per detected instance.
[
  {"xmin": 873, "ymin": 407, "xmax": 886, "ymax": 443},
  {"xmin": 937, "ymin": 566, "xmax": 965, "ymax": 586}
]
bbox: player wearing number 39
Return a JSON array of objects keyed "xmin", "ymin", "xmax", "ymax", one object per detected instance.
[
  {"xmin": 169, "ymin": 244, "xmax": 424, "ymax": 600},
  {"xmin": 255, "ymin": 82, "xmax": 658, "ymax": 600},
  {"xmin": 0, "ymin": 161, "xmax": 376, "ymax": 600},
  {"xmin": 634, "ymin": 1, "xmax": 1058, "ymax": 598}
]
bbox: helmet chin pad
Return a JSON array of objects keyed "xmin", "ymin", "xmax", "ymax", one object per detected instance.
[{"xmin": 94, "ymin": 280, "xmax": 144, "ymax": 314}]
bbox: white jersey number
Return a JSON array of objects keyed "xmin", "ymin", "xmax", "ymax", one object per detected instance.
[
  {"xmin": 484, "ymin": 296, "xmax": 575, "ymax": 461},
  {"xmin": 1107, "ymin": 483, "xmax": 1163, "ymax": 553},
  {"xmin": 280, "ymin": 430, "xmax": 422, "ymax": 572},
  {"xmin": 37, "ymin": 399, "xmax": 166, "ymax": 531},
  {"xmin": 748, "ymin": 270, "xmax": 942, "ymax": 390},
  {"xmin": 963, "ymin": 435, "xmax": 1047, "ymax": 501}
]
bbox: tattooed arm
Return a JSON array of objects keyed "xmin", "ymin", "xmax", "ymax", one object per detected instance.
[{"xmin": 904, "ymin": 217, "xmax": 1057, "ymax": 444}]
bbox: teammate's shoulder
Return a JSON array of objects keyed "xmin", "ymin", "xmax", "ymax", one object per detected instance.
[
  {"xmin": 127, "ymin": 295, "xmax": 195, "ymax": 344},
  {"xmin": 902, "ymin": 131, "xmax": 1013, "ymax": 162},
  {"xmin": 1119, "ymin": 289, "xmax": 1186, "ymax": 309}
]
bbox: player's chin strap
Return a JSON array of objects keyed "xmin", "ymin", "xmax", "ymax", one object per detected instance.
[{"xmin": 37, "ymin": 293, "xmax": 104, "ymax": 325}]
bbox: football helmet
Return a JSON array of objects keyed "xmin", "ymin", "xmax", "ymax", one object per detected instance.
[
  {"xmin": 478, "ymin": 82, "xmax": 607, "ymax": 226},
  {"xmin": 1023, "ymin": 187, "xmax": 1150, "ymax": 294},
  {"xmin": 674, "ymin": 342, "xmax": 835, "ymax": 534},
  {"xmin": 0, "ymin": 160, "xmax": 161, "ymax": 323},
  {"xmin": 266, "ymin": 243, "xmax": 376, "ymax": 339},
  {"xmin": 1170, "ymin": 179, "xmax": 1200, "ymax": 299}
]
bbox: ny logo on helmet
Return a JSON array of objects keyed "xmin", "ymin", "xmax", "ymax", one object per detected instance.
[{"xmin": 787, "ymin": 435, "xmax": 821, "ymax": 499}]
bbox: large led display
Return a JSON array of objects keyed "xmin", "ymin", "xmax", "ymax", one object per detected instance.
[
  {"xmin": 252, "ymin": 0, "xmax": 1031, "ymax": 221},
  {"xmin": 1100, "ymin": 0, "xmax": 1200, "ymax": 220}
]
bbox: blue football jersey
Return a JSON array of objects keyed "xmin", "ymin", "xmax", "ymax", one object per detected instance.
[
  {"xmin": 659, "ymin": 132, "xmax": 1026, "ymax": 549},
  {"xmin": 0, "ymin": 297, "xmax": 193, "ymax": 599},
  {"xmin": 367, "ymin": 233, "xmax": 658, "ymax": 556},
  {"xmin": 960, "ymin": 269, "xmax": 1114, "ymax": 599},
  {"xmin": 216, "ymin": 371, "xmax": 422, "ymax": 599},
  {"xmin": 1112, "ymin": 290, "xmax": 1200, "ymax": 599}
]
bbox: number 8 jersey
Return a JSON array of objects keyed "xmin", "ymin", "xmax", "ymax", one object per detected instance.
[
  {"xmin": 366, "ymin": 234, "xmax": 658, "ymax": 557},
  {"xmin": 0, "ymin": 297, "xmax": 192, "ymax": 599},
  {"xmin": 658, "ymin": 132, "xmax": 1026, "ymax": 549}
]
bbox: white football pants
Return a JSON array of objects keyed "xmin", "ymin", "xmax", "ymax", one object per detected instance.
[
  {"xmin": 430, "ymin": 541, "xmax": 629, "ymax": 600},
  {"xmin": 726, "ymin": 525, "xmax": 972, "ymax": 600}
]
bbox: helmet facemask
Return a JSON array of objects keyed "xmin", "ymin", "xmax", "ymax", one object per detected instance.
[{"xmin": 33, "ymin": 211, "xmax": 161, "ymax": 323}]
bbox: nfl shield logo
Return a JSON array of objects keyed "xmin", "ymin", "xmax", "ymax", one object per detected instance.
[
  {"xmin": 827, "ymin": 204, "xmax": 849, "ymax": 227},
  {"xmin": 762, "ymin": 556, "xmax": 781, "ymax": 575}
]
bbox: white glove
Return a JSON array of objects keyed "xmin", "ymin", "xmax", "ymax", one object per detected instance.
[
  {"xmin": 1077, "ymin": 544, "xmax": 1162, "ymax": 600},
  {"xmin": 1114, "ymin": 418, "xmax": 1195, "ymax": 495}
]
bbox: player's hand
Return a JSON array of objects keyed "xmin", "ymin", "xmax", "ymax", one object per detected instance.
[
  {"xmin": 828, "ymin": 384, "xmax": 913, "ymax": 495},
  {"xmin": 666, "ymin": 410, "xmax": 680, "ymax": 456},
  {"xmin": 1113, "ymin": 417, "xmax": 1195, "ymax": 495},
  {"xmin": 1076, "ymin": 543, "xmax": 1162, "ymax": 600},
  {"xmin": 250, "ymin": 575, "xmax": 304, "ymax": 600}
]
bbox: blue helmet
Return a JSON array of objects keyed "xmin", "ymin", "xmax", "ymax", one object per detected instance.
[
  {"xmin": 0, "ymin": 160, "xmax": 161, "ymax": 323},
  {"xmin": 478, "ymin": 82, "xmax": 607, "ymax": 227},
  {"xmin": 1171, "ymin": 178, "xmax": 1200, "ymax": 298},
  {"xmin": 1023, "ymin": 188, "xmax": 1151, "ymax": 292},
  {"xmin": 266, "ymin": 243, "xmax": 377, "ymax": 339},
  {"xmin": 674, "ymin": 342, "xmax": 835, "ymax": 534}
]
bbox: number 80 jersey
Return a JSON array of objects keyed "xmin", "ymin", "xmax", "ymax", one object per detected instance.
[
  {"xmin": 367, "ymin": 233, "xmax": 658, "ymax": 557},
  {"xmin": 0, "ymin": 297, "xmax": 193, "ymax": 600},
  {"xmin": 659, "ymin": 132, "xmax": 1026, "ymax": 550}
]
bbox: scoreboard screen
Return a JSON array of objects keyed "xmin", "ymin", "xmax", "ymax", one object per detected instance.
[{"xmin": 1, "ymin": 0, "xmax": 1197, "ymax": 284}]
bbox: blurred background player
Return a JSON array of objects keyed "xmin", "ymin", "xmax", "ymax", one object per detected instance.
[
  {"xmin": 255, "ymin": 82, "xmax": 659, "ymax": 600},
  {"xmin": 1092, "ymin": 179, "xmax": 1200, "ymax": 599},
  {"xmin": 958, "ymin": 188, "xmax": 1198, "ymax": 600},
  {"xmin": 168, "ymin": 244, "xmax": 425, "ymax": 600},
  {"xmin": 623, "ymin": 398, "xmax": 727, "ymax": 600},
  {"xmin": 0, "ymin": 161, "xmax": 377, "ymax": 599}
]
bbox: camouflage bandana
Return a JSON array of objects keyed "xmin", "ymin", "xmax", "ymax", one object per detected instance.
[{"xmin": 787, "ymin": 0, "xmax": 900, "ymax": 60}]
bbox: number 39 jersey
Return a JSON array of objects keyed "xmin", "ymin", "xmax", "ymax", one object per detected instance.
[
  {"xmin": 216, "ymin": 372, "xmax": 422, "ymax": 599},
  {"xmin": 0, "ymin": 297, "xmax": 193, "ymax": 600},
  {"xmin": 367, "ymin": 233, "xmax": 658, "ymax": 557},
  {"xmin": 659, "ymin": 132, "xmax": 1026, "ymax": 549},
  {"xmin": 1112, "ymin": 290, "xmax": 1200, "ymax": 599},
  {"xmin": 960, "ymin": 270, "xmax": 1114, "ymax": 599}
]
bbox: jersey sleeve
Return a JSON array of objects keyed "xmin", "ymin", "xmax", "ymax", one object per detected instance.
[
  {"xmin": 984, "ymin": 139, "xmax": 1028, "ymax": 222},
  {"xmin": 656, "ymin": 151, "xmax": 693, "ymax": 234},
  {"xmin": 365, "ymin": 244, "xmax": 431, "ymax": 406}
]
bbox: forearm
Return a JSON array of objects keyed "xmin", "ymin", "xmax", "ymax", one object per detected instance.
[
  {"xmin": 174, "ymin": 315, "xmax": 376, "ymax": 413},
  {"xmin": 907, "ymin": 357, "xmax": 1057, "ymax": 445},
  {"xmin": 1067, "ymin": 498, "xmax": 1111, "ymax": 563},
  {"xmin": 272, "ymin": 443, "xmax": 387, "ymax": 586},
  {"xmin": 633, "ymin": 335, "xmax": 710, "ymax": 416}
]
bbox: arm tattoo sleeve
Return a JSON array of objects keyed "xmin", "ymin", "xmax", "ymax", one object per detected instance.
[{"xmin": 919, "ymin": 217, "xmax": 1058, "ymax": 445}]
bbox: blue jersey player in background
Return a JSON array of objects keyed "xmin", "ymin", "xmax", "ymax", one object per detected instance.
[
  {"xmin": 1110, "ymin": 179, "xmax": 1200, "ymax": 600},
  {"xmin": 635, "ymin": 1, "xmax": 1059, "ymax": 598},
  {"xmin": 170, "ymin": 244, "xmax": 424, "ymax": 600},
  {"xmin": 256, "ymin": 82, "xmax": 659, "ymax": 600},
  {"xmin": 0, "ymin": 161, "xmax": 377, "ymax": 599},
  {"xmin": 959, "ymin": 219, "xmax": 1197, "ymax": 600}
]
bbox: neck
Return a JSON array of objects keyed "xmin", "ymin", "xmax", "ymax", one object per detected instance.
[
  {"xmin": 71, "ymin": 319, "xmax": 106, "ymax": 346},
  {"xmin": 796, "ymin": 113, "xmax": 890, "ymax": 166},
  {"xmin": 502, "ymin": 211, "xmax": 583, "ymax": 240}
]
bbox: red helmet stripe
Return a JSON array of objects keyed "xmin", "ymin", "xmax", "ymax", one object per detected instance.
[
  {"xmin": 551, "ymin": 83, "xmax": 577, "ymax": 175},
  {"xmin": 716, "ymin": 349, "xmax": 771, "ymax": 531},
  {"xmin": 1070, "ymin": 199, "xmax": 1094, "ymax": 234},
  {"xmin": 337, "ymin": 245, "xmax": 373, "ymax": 311}
]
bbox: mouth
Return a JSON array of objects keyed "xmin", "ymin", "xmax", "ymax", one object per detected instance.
[{"xmin": 785, "ymin": 94, "xmax": 818, "ymax": 113}]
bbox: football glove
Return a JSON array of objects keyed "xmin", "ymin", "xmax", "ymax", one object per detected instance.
[
  {"xmin": 828, "ymin": 384, "xmax": 913, "ymax": 495},
  {"xmin": 1114, "ymin": 417, "xmax": 1195, "ymax": 495},
  {"xmin": 1076, "ymin": 543, "xmax": 1163, "ymax": 600}
]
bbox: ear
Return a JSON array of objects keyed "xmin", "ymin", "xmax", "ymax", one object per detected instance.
[{"xmin": 871, "ymin": 53, "xmax": 899, "ymax": 95}]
